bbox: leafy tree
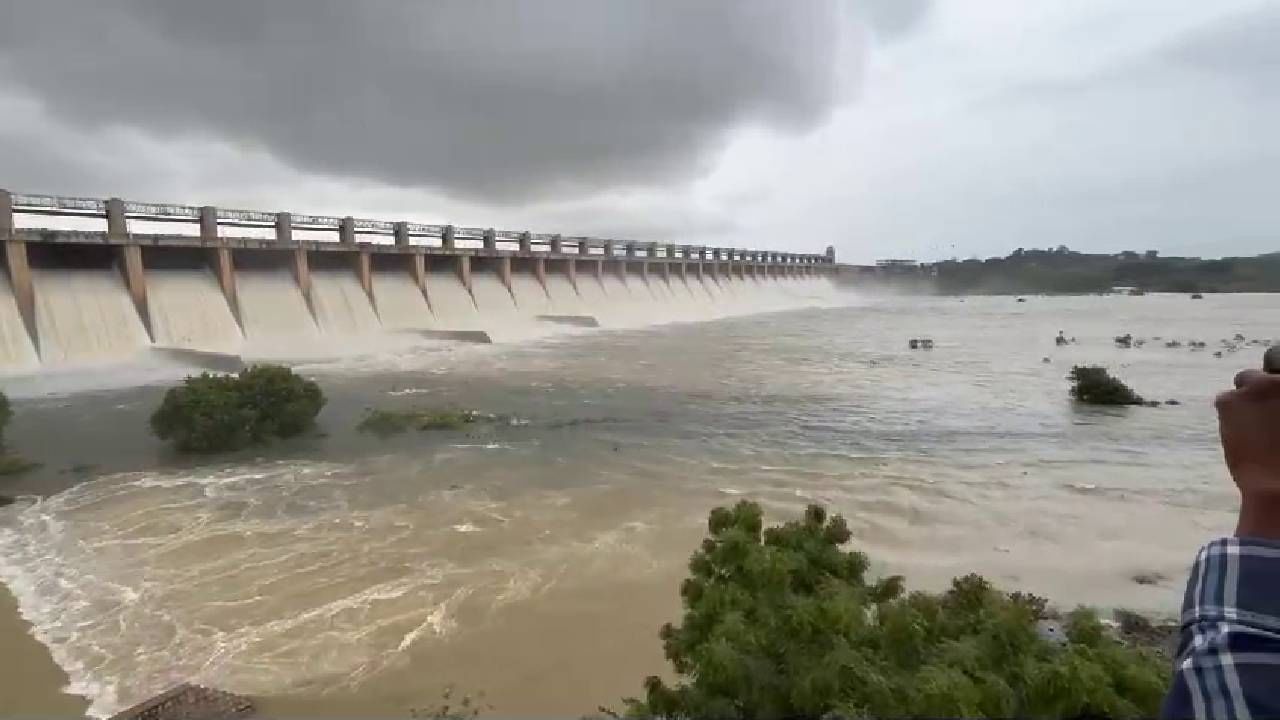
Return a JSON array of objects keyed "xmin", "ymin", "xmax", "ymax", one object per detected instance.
[
  {"xmin": 1068, "ymin": 366, "xmax": 1146, "ymax": 406},
  {"xmin": 928, "ymin": 249, "xmax": 1280, "ymax": 295},
  {"xmin": 150, "ymin": 364, "xmax": 325, "ymax": 453},
  {"xmin": 622, "ymin": 501, "xmax": 1168, "ymax": 718},
  {"xmin": 233, "ymin": 364, "xmax": 326, "ymax": 441}
]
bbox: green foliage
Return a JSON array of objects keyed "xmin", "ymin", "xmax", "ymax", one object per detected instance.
[
  {"xmin": 0, "ymin": 454, "xmax": 40, "ymax": 476},
  {"xmin": 357, "ymin": 408, "xmax": 480, "ymax": 437},
  {"xmin": 1069, "ymin": 366, "xmax": 1146, "ymax": 406},
  {"xmin": 150, "ymin": 364, "xmax": 325, "ymax": 453},
  {"xmin": 623, "ymin": 501, "xmax": 1168, "ymax": 719},
  {"xmin": 0, "ymin": 390, "xmax": 37, "ymax": 475},
  {"xmin": 0, "ymin": 390, "xmax": 11, "ymax": 447},
  {"xmin": 932, "ymin": 248, "xmax": 1280, "ymax": 295},
  {"xmin": 410, "ymin": 685, "xmax": 490, "ymax": 720}
]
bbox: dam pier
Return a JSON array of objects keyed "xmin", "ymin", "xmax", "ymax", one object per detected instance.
[{"xmin": 0, "ymin": 190, "xmax": 836, "ymax": 370}]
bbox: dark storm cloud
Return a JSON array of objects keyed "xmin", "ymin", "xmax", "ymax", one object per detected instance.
[{"xmin": 0, "ymin": 0, "xmax": 842, "ymax": 202}]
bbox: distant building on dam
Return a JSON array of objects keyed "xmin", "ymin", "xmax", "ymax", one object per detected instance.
[{"xmin": 0, "ymin": 190, "xmax": 837, "ymax": 371}]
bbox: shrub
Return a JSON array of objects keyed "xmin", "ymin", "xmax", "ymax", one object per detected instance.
[
  {"xmin": 357, "ymin": 408, "xmax": 479, "ymax": 437},
  {"xmin": 620, "ymin": 501, "xmax": 1168, "ymax": 718},
  {"xmin": 0, "ymin": 454, "xmax": 38, "ymax": 476},
  {"xmin": 233, "ymin": 365, "xmax": 326, "ymax": 441},
  {"xmin": 0, "ymin": 390, "xmax": 38, "ymax": 476},
  {"xmin": 0, "ymin": 390, "xmax": 11, "ymax": 447},
  {"xmin": 150, "ymin": 364, "xmax": 325, "ymax": 453},
  {"xmin": 1069, "ymin": 365, "xmax": 1146, "ymax": 406}
]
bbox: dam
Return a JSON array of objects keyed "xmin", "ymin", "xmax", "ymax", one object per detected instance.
[{"xmin": 0, "ymin": 190, "xmax": 837, "ymax": 370}]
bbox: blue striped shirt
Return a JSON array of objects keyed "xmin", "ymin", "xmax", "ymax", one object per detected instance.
[{"xmin": 1163, "ymin": 537, "xmax": 1280, "ymax": 719}]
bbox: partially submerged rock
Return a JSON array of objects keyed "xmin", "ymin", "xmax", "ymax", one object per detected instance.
[{"xmin": 1131, "ymin": 571, "xmax": 1167, "ymax": 586}]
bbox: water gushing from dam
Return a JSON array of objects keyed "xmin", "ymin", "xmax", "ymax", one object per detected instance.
[
  {"xmin": 510, "ymin": 274, "xmax": 552, "ymax": 317},
  {"xmin": 147, "ymin": 270, "xmax": 242, "ymax": 354},
  {"xmin": 0, "ymin": 273, "xmax": 38, "ymax": 369},
  {"xmin": 32, "ymin": 269, "xmax": 150, "ymax": 365},
  {"xmin": 371, "ymin": 272, "xmax": 433, "ymax": 331},
  {"xmin": 541, "ymin": 274, "xmax": 584, "ymax": 315},
  {"xmin": 0, "ymin": 260, "xmax": 841, "ymax": 378},
  {"xmin": 236, "ymin": 269, "xmax": 319, "ymax": 343},
  {"xmin": 310, "ymin": 271, "xmax": 381, "ymax": 337},
  {"xmin": 424, "ymin": 270, "xmax": 483, "ymax": 331}
]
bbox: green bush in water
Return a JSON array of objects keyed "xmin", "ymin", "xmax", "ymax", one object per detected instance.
[
  {"xmin": 619, "ymin": 501, "xmax": 1168, "ymax": 719},
  {"xmin": 0, "ymin": 390, "xmax": 39, "ymax": 476},
  {"xmin": 357, "ymin": 408, "xmax": 487, "ymax": 437},
  {"xmin": 150, "ymin": 364, "xmax": 325, "ymax": 453},
  {"xmin": 1069, "ymin": 365, "xmax": 1146, "ymax": 406},
  {"xmin": 0, "ymin": 390, "xmax": 11, "ymax": 448}
]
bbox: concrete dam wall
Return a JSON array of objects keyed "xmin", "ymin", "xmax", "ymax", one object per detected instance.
[{"xmin": 0, "ymin": 190, "xmax": 838, "ymax": 371}]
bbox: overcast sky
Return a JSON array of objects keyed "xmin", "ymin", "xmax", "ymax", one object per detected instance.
[{"xmin": 0, "ymin": 0, "xmax": 1275, "ymax": 262}]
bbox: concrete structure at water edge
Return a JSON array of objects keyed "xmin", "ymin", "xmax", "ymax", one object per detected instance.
[
  {"xmin": 105, "ymin": 683, "xmax": 253, "ymax": 720},
  {"xmin": 0, "ymin": 189, "xmax": 838, "ymax": 368}
]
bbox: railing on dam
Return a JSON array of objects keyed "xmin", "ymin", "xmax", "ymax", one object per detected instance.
[
  {"xmin": 0, "ymin": 189, "xmax": 834, "ymax": 266},
  {"xmin": 0, "ymin": 188, "xmax": 834, "ymax": 363}
]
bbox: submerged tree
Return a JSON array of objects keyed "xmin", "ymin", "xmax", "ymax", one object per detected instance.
[
  {"xmin": 151, "ymin": 364, "xmax": 325, "ymax": 453},
  {"xmin": 620, "ymin": 501, "xmax": 1167, "ymax": 718},
  {"xmin": 1068, "ymin": 365, "xmax": 1146, "ymax": 406}
]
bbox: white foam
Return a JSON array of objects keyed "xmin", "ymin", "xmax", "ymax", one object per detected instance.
[
  {"xmin": 1, "ymin": 270, "xmax": 845, "ymax": 388},
  {"xmin": 0, "ymin": 458, "xmax": 678, "ymax": 717}
]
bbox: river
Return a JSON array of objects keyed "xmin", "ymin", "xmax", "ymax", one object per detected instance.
[{"xmin": 0, "ymin": 291, "xmax": 1272, "ymax": 717}]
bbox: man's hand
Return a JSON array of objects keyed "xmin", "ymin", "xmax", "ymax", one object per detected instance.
[{"xmin": 1217, "ymin": 369, "xmax": 1280, "ymax": 539}]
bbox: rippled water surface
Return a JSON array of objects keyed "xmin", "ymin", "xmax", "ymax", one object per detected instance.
[{"xmin": 0, "ymin": 292, "xmax": 1274, "ymax": 717}]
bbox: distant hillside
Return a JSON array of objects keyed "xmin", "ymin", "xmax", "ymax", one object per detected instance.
[{"xmin": 925, "ymin": 248, "xmax": 1279, "ymax": 294}]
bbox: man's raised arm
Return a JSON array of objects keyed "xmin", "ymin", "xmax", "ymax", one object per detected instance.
[{"xmin": 1163, "ymin": 370, "xmax": 1280, "ymax": 719}]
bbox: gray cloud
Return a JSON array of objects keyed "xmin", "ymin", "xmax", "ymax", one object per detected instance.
[
  {"xmin": 0, "ymin": 0, "xmax": 843, "ymax": 203},
  {"xmin": 850, "ymin": 0, "xmax": 933, "ymax": 40},
  {"xmin": 1163, "ymin": 3, "xmax": 1280, "ymax": 88}
]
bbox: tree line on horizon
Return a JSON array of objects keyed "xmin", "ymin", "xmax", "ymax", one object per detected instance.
[{"xmin": 919, "ymin": 247, "xmax": 1279, "ymax": 295}]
